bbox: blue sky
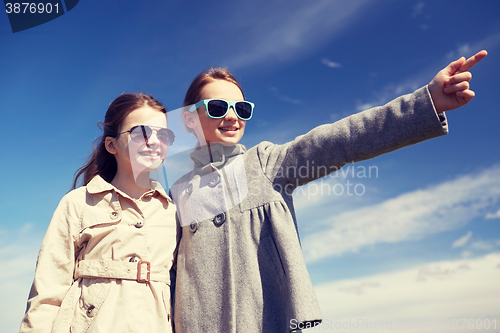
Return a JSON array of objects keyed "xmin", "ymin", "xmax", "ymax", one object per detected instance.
[{"xmin": 1, "ymin": 0, "xmax": 500, "ymax": 331}]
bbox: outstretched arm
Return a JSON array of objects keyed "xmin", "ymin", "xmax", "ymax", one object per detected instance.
[{"xmin": 428, "ymin": 50, "xmax": 487, "ymax": 112}]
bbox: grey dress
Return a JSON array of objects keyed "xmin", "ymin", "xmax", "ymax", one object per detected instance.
[{"xmin": 171, "ymin": 86, "xmax": 448, "ymax": 333}]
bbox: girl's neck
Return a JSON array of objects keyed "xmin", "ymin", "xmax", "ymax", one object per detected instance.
[{"xmin": 111, "ymin": 169, "xmax": 151, "ymax": 200}]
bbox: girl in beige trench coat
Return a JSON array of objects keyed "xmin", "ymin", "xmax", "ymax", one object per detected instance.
[
  {"xmin": 170, "ymin": 51, "xmax": 487, "ymax": 333},
  {"xmin": 20, "ymin": 93, "xmax": 179, "ymax": 333}
]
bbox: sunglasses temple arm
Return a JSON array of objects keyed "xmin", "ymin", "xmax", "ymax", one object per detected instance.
[{"xmin": 189, "ymin": 101, "xmax": 204, "ymax": 112}]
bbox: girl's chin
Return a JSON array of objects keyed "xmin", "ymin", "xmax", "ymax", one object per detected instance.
[
  {"xmin": 217, "ymin": 141, "xmax": 240, "ymax": 146},
  {"xmin": 213, "ymin": 135, "xmax": 242, "ymax": 146},
  {"xmin": 132, "ymin": 157, "xmax": 164, "ymax": 172}
]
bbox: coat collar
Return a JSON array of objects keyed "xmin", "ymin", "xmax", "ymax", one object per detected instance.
[
  {"xmin": 190, "ymin": 143, "xmax": 245, "ymax": 168},
  {"xmin": 86, "ymin": 175, "xmax": 172, "ymax": 202}
]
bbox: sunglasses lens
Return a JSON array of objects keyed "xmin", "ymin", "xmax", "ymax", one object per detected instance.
[
  {"xmin": 157, "ymin": 128, "xmax": 175, "ymax": 146},
  {"xmin": 235, "ymin": 102, "xmax": 253, "ymax": 120},
  {"xmin": 129, "ymin": 126, "xmax": 151, "ymax": 143},
  {"xmin": 207, "ymin": 100, "xmax": 229, "ymax": 118}
]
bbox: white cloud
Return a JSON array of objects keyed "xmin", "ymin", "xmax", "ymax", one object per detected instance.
[
  {"xmin": 411, "ymin": 2, "xmax": 425, "ymax": 18},
  {"xmin": 355, "ymin": 101, "xmax": 378, "ymax": 112},
  {"xmin": 269, "ymin": 87, "xmax": 302, "ymax": 105},
  {"xmin": 222, "ymin": 0, "xmax": 376, "ymax": 68},
  {"xmin": 470, "ymin": 239, "xmax": 500, "ymax": 251},
  {"xmin": 446, "ymin": 31, "xmax": 500, "ymax": 61},
  {"xmin": 461, "ymin": 250, "xmax": 473, "ymax": 258},
  {"xmin": 0, "ymin": 225, "xmax": 43, "ymax": 333},
  {"xmin": 309, "ymin": 253, "xmax": 500, "ymax": 333},
  {"xmin": 447, "ymin": 44, "xmax": 472, "ymax": 60},
  {"xmin": 420, "ymin": 24, "xmax": 429, "ymax": 31},
  {"xmin": 354, "ymin": 80, "xmax": 422, "ymax": 112},
  {"xmin": 337, "ymin": 282, "xmax": 379, "ymax": 295},
  {"xmin": 321, "ymin": 58, "xmax": 342, "ymax": 68},
  {"xmin": 452, "ymin": 231, "xmax": 473, "ymax": 248},
  {"xmin": 302, "ymin": 165, "xmax": 500, "ymax": 262},
  {"xmin": 485, "ymin": 208, "xmax": 500, "ymax": 219},
  {"xmin": 355, "ymin": 31, "xmax": 500, "ymax": 113}
]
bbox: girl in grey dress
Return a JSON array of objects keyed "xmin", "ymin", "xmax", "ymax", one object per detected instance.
[{"xmin": 171, "ymin": 51, "xmax": 487, "ymax": 333}]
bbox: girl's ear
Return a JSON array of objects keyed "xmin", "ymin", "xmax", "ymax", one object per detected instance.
[
  {"xmin": 105, "ymin": 137, "xmax": 118, "ymax": 155},
  {"xmin": 183, "ymin": 111, "xmax": 198, "ymax": 129}
]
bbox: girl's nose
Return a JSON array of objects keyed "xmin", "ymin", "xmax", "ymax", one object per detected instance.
[
  {"xmin": 146, "ymin": 131, "xmax": 161, "ymax": 147},
  {"xmin": 225, "ymin": 107, "xmax": 238, "ymax": 121}
]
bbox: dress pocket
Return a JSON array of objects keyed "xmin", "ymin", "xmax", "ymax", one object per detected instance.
[
  {"xmin": 80, "ymin": 192, "xmax": 122, "ymax": 232},
  {"xmin": 162, "ymin": 286, "xmax": 172, "ymax": 324},
  {"xmin": 70, "ymin": 278, "xmax": 111, "ymax": 333},
  {"xmin": 52, "ymin": 281, "xmax": 80, "ymax": 332},
  {"xmin": 259, "ymin": 235, "xmax": 286, "ymax": 286}
]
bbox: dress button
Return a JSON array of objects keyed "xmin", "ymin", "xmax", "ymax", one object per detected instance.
[
  {"xmin": 190, "ymin": 221, "xmax": 198, "ymax": 233},
  {"xmin": 110, "ymin": 211, "xmax": 118, "ymax": 219},
  {"xmin": 135, "ymin": 221, "xmax": 144, "ymax": 228},
  {"xmin": 208, "ymin": 174, "xmax": 221, "ymax": 187},
  {"xmin": 87, "ymin": 305, "xmax": 96, "ymax": 317},
  {"xmin": 213, "ymin": 212, "xmax": 226, "ymax": 226},
  {"xmin": 186, "ymin": 183, "xmax": 193, "ymax": 195}
]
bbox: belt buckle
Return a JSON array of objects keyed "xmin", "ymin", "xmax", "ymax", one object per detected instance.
[{"xmin": 137, "ymin": 260, "xmax": 150, "ymax": 283}]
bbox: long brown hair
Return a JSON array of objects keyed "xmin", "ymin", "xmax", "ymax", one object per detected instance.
[
  {"xmin": 183, "ymin": 67, "xmax": 245, "ymax": 107},
  {"xmin": 72, "ymin": 93, "xmax": 167, "ymax": 189}
]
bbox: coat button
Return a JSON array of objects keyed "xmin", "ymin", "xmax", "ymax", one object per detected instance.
[
  {"xmin": 87, "ymin": 305, "xmax": 97, "ymax": 317},
  {"xmin": 213, "ymin": 212, "xmax": 226, "ymax": 226},
  {"xmin": 110, "ymin": 211, "xmax": 119, "ymax": 219},
  {"xmin": 135, "ymin": 221, "xmax": 144, "ymax": 228},
  {"xmin": 186, "ymin": 183, "xmax": 193, "ymax": 195},
  {"xmin": 208, "ymin": 174, "xmax": 220, "ymax": 187},
  {"xmin": 190, "ymin": 221, "xmax": 198, "ymax": 233}
]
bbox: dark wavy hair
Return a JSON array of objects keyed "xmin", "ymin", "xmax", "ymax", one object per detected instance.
[{"xmin": 72, "ymin": 93, "xmax": 167, "ymax": 189}]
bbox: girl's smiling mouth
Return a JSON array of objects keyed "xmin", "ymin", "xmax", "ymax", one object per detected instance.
[{"xmin": 219, "ymin": 126, "xmax": 239, "ymax": 132}]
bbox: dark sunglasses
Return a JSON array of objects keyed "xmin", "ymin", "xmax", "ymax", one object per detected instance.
[
  {"xmin": 190, "ymin": 99, "xmax": 254, "ymax": 120},
  {"xmin": 117, "ymin": 125, "xmax": 175, "ymax": 146}
]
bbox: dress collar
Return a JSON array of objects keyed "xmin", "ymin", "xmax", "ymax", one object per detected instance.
[
  {"xmin": 86, "ymin": 175, "xmax": 172, "ymax": 202},
  {"xmin": 189, "ymin": 143, "xmax": 245, "ymax": 168},
  {"xmin": 86, "ymin": 175, "xmax": 114, "ymax": 194}
]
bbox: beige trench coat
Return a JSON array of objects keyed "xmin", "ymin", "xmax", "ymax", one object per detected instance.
[{"xmin": 20, "ymin": 175, "xmax": 178, "ymax": 333}]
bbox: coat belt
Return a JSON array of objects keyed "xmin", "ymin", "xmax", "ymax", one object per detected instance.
[{"xmin": 74, "ymin": 259, "xmax": 170, "ymax": 284}]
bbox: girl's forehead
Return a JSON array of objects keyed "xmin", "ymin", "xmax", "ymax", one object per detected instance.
[
  {"xmin": 125, "ymin": 107, "xmax": 167, "ymax": 127},
  {"xmin": 200, "ymin": 80, "xmax": 244, "ymax": 100},
  {"xmin": 143, "ymin": 113, "xmax": 167, "ymax": 127}
]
